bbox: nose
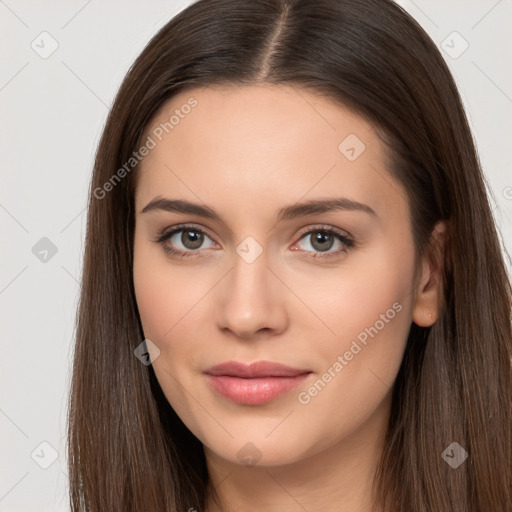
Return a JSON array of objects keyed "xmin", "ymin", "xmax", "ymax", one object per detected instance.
[{"xmin": 216, "ymin": 249, "xmax": 288, "ymax": 340}]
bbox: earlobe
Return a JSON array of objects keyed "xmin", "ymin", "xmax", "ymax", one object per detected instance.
[{"xmin": 412, "ymin": 221, "xmax": 448, "ymax": 327}]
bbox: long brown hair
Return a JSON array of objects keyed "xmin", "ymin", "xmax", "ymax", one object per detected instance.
[{"xmin": 67, "ymin": 0, "xmax": 512, "ymax": 510}]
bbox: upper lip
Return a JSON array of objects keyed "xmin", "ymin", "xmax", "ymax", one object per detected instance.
[{"xmin": 204, "ymin": 360, "xmax": 312, "ymax": 378}]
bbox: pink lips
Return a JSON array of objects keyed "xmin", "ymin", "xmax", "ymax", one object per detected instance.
[{"xmin": 203, "ymin": 360, "xmax": 313, "ymax": 405}]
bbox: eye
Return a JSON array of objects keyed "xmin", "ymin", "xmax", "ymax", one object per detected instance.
[
  {"xmin": 155, "ymin": 224, "xmax": 355, "ymax": 261},
  {"xmin": 155, "ymin": 224, "xmax": 217, "ymax": 259},
  {"xmin": 292, "ymin": 226, "xmax": 354, "ymax": 260}
]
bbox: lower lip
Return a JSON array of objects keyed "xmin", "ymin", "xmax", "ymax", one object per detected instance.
[{"xmin": 204, "ymin": 373, "xmax": 312, "ymax": 405}]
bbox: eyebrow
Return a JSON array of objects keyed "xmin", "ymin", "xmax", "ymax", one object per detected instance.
[{"xmin": 140, "ymin": 196, "xmax": 377, "ymax": 223}]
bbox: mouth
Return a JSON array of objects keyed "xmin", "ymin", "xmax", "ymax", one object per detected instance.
[{"xmin": 203, "ymin": 360, "xmax": 313, "ymax": 405}]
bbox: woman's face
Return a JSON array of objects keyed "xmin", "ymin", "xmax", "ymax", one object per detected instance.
[{"xmin": 133, "ymin": 84, "xmax": 430, "ymax": 467}]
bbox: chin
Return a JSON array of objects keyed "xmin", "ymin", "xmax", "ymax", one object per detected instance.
[{"xmin": 204, "ymin": 434, "xmax": 311, "ymax": 468}]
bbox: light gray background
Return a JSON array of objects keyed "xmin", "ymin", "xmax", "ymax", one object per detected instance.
[{"xmin": 1, "ymin": 1, "xmax": 511, "ymax": 510}]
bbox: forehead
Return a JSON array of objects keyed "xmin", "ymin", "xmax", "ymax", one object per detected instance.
[
  {"xmin": 142, "ymin": 83, "xmax": 379, "ymax": 162},
  {"xmin": 136, "ymin": 84, "xmax": 405, "ymax": 225}
]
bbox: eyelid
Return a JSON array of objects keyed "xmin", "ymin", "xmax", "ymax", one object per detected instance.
[
  {"xmin": 295, "ymin": 223, "xmax": 353, "ymax": 241},
  {"xmin": 155, "ymin": 223, "xmax": 217, "ymax": 244}
]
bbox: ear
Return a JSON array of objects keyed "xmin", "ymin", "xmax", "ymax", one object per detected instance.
[{"xmin": 412, "ymin": 221, "xmax": 448, "ymax": 327}]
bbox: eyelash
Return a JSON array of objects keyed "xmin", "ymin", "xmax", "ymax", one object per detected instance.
[{"xmin": 154, "ymin": 223, "xmax": 355, "ymax": 261}]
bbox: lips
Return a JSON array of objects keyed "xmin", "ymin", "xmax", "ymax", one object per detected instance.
[
  {"xmin": 204, "ymin": 360, "xmax": 311, "ymax": 378},
  {"xmin": 203, "ymin": 360, "xmax": 313, "ymax": 405}
]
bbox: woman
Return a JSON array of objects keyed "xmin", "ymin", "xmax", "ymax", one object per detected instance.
[{"xmin": 67, "ymin": 0, "xmax": 512, "ymax": 510}]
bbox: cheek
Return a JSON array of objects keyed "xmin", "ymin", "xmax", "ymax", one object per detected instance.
[
  {"xmin": 133, "ymin": 234, "xmax": 200, "ymax": 342},
  {"xmin": 292, "ymin": 239, "xmax": 415, "ymax": 426},
  {"xmin": 132, "ymin": 235, "xmax": 218, "ymax": 433},
  {"xmin": 133, "ymin": 233, "xmax": 225, "ymax": 380},
  {"xmin": 133, "ymin": 253, "xmax": 171, "ymax": 342},
  {"xmin": 293, "ymin": 238, "xmax": 415, "ymax": 350}
]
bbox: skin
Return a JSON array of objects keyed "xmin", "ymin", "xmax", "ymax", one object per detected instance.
[{"xmin": 132, "ymin": 83, "xmax": 445, "ymax": 512}]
